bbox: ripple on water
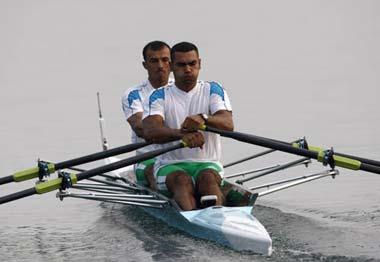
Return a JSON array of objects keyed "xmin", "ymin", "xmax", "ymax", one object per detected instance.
[
  {"xmin": 254, "ymin": 205, "xmax": 380, "ymax": 262},
  {"xmin": 1, "ymin": 202, "xmax": 379, "ymax": 262}
]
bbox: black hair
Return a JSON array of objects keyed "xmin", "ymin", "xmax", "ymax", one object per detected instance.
[
  {"xmin": 142, "ymin": 41, "xmax": 171, "ymax": 61},
  {"xmin": 170, "ymin": 42, "xmax": 199, "ymax": 61}
]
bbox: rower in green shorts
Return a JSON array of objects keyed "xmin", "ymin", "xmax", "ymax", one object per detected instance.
[
  {"xmin": 122, "ymin": 41, "xmax": 173, "ymax": 190},
  {"xmin": 134, "ymin": 158, "xmax": 155, "ymax": 187},
  {"xmin": 143, "ymin": 42, "xmax": 234, "ymax": 210}
]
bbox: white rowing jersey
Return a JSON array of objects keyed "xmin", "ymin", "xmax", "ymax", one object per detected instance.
[
  {"xmin": 122, "ymin": 78, "xmax": 174, "ymax": 154},
  {"xmin": 143, "ymin": 80, "xmax": 232, "ymax": 169}
]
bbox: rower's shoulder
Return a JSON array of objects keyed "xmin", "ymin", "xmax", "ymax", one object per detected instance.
[
  {"xmin": 124, "ymin": 82, "xmax": 146, "ymax": 95},
  {"xmin": 145, "ymin": 80, "xmax": 176, "ymax": 104},
  {"xmin": 148, "ymin": 86, "xmax": 167, "ymax": 103},
  {"xmin": 202, "ymin": 81, "xmax": 227, "ymax": 94},
  {"xmin": 204, "ymin": 80, "xmax": 223, "ymax": 88}
]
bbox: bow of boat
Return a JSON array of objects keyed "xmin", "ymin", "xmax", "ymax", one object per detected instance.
[{"xmin": 182, "ymin": 206, "xmax": 272, "ymax": 255}]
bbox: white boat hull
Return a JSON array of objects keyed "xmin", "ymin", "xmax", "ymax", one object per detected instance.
[
  {"xmin": 143, "ymin": 205, "xmax": 272, "ymax": 255},
  {"xmin": 106, "ymin": 157, "xmax": 272, "ymax": 255}
]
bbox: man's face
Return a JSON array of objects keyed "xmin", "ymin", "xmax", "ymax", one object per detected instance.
[
  {"xmin": 171, "ymin": 50, "xmax": 201, "ymax": 89},
  {"xmin": 143, "ymin": 47, "xmax": 171, "ymax": 87}
]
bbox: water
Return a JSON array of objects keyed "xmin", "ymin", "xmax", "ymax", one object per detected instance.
[{"xmin": 1, "ymin": 0, "xmax": 380, "ymax": 261}]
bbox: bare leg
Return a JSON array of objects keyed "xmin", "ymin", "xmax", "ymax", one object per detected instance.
[
  {"xmin": 196, "ymin": 169, "xmax": 224, "ymax": 206},
  {"xmin": 166, "ymin": 171, "xmax": 196, "ymax": 211},
  {"xmin": 144, "ymin": 164, "xmax": 157, "ymax": 191}
]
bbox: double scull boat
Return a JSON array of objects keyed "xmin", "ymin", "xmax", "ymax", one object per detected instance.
[{"xmin": 1, "ymin": 94, "xmax": 379, "ymax": 255}]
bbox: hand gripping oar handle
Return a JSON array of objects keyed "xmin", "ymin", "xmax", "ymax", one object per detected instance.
[
  {"xmin": 0, "ymin": 141, "xmax": 150, "ymax": 186},
  {"xmin": 0, "ymin": 142, "xmax": 185, "ymax": 205},
  {"xmin": 201, "ymin": 125, "xmax": 380, "ymax": 175}
]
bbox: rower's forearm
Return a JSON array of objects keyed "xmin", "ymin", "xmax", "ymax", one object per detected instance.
[
  {"xmin": 132, "ymin": 125, "xmax": 144, "ymax": 138},
  {"xmin": 206, "ymin": 114, "xmax": 234, "ymax": 131},
  {"xmin": 127, "ymin": 113, "xmax": 145, "ymax": 138},
  {"xmin": 145, "ymin": 127, "xmax": 185, "ymax": 144}
]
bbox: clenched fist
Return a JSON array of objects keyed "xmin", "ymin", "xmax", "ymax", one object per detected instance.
[
  {"xmin": 182, "ymin": 132, "xmax": 205, "ymax": 148},
  {"xmin": 181, "ymin": 114, "xmax": 205, "ymax": 132}
]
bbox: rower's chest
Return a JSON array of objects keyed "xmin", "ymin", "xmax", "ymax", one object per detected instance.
[{"xmin": 164, "ymin": 88, "xmax": 210, "ymax": 127}]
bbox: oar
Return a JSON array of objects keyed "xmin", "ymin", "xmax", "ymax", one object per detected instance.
[
  {"xmin": 201, "ymin": 126, "xmax": 380, "ymax": 175},
  {"xmin": 0, "ymin": 141, "xmax": 150, "ymax": 186},
  {"xmin": 0, "ymin": 141, "xmax": 185, "ymax": 205},
  {"xmin": 263, "ymin": 137, "xmax": 380, "ymax": 168},
  {"xmin": 223, "ymin": 138, "xmax": 304, "ymax": 168}
]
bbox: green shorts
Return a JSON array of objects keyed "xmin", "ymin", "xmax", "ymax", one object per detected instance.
[
  {"xmin": 135, "ymin": 158, "xmax": 155, "ymax": 185},
  {"xmin": 155, "ymin": 162, "xmax": 223, "ymax": 191}
]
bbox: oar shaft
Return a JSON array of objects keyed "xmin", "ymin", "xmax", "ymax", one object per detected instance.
[
  {"xmin": 75, "ymin": 143, "xmax": 182, "ymax": 181},
  {"xmin": 0, "ymin": 141, "xmax": 149, "ymax": 186},
  {"xmin": 334, "ymin": 152, "xmax": 380, "ymax": 168},
  {"xmin": 0, "ymin": 142, "xmax": 184, "ymax": 205},
  {"xmin": 206, "ymin": 126, "xmax": 318, "ymax": 159},
  {"xmin": 279, "ymin": 140, "xmax": 380, "ymax": 168},
  {"xmin": 55, "ymin": 141, "xmax": 149, "ymax": 169},
  {"xmin": 0, "ymin": 188, "xmax": 36, "ymax": 204},
  {"xmin": 264, "ymin": 136, "xmax": 380, "ymax": 169},
  {"xmin": 361, "ymin": 162, "xmax": 380, "ymax": 174},
  {"xmin": 0, "ymin": 176, "xmax": 14, "ymax": 185},
  {"xmin": 223, "ymin": 139, "xmax": 303, "ymax": 168},
  {"xmin": 205, "ymin": 126, "xmax": 380, "ymax": 175}
]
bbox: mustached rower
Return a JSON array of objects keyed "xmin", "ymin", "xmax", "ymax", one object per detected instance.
[
  {"xmin": 143, "ymin": 42, "xmax": 234, "ymax": 211},
  {"xmin": 122, "ymin": 41, "xmax": 173, "ymax": 191}
]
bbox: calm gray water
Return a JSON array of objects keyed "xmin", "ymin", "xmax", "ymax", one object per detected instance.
[{"xmin": 1, "ymin": 1, "xmax": 379, "ymax": 261}]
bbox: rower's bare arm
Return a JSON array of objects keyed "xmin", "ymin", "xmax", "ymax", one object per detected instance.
[
  {"xmin": 208, "ymin": 110, "xmax": 234, "ymax": 131},
  {"xmin": 182, "ymin": 110, "xmax": 234, "ymax": 132},
  {"xmin": 143, "ymin": 115, "xmax": 205, "ymax": 148},
  {"xmin": 143, "ymin": 115, "xmax": 184, "ymax": 143},
  {"xmin": 127, "ymin": 112, "xmax": 144, "ymax": 138}
]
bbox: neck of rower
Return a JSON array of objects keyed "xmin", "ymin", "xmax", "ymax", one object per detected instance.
[
  {"xmin": 149, "ymin": 77, "xmax": 168, "ymax": 89},
  {"xmin": 175, "ymin": 82, "xmax": 197, "ymax": 92}
]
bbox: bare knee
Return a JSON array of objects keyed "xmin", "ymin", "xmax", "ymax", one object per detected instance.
[
  {"xmin": 174, "ymin": 173, "xmax": 193, "ymax": 186},
  {"xmin": 144, "ymin": 164, "xmax": 154, "ymax": 177},
  {"xmin": 196, "ymin": 169, "xmax": 223, "ymax": 204},
  {"xmin": 197, "ymin": 169, "xmax": 221, "ymax": 188},
  {"xmin": 166, "ymin": 172, "xmax": 193, "ymax": 193},
  {"xmin": 166, "ymin": 171, "xmax": 196, "ymax": 211}
]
